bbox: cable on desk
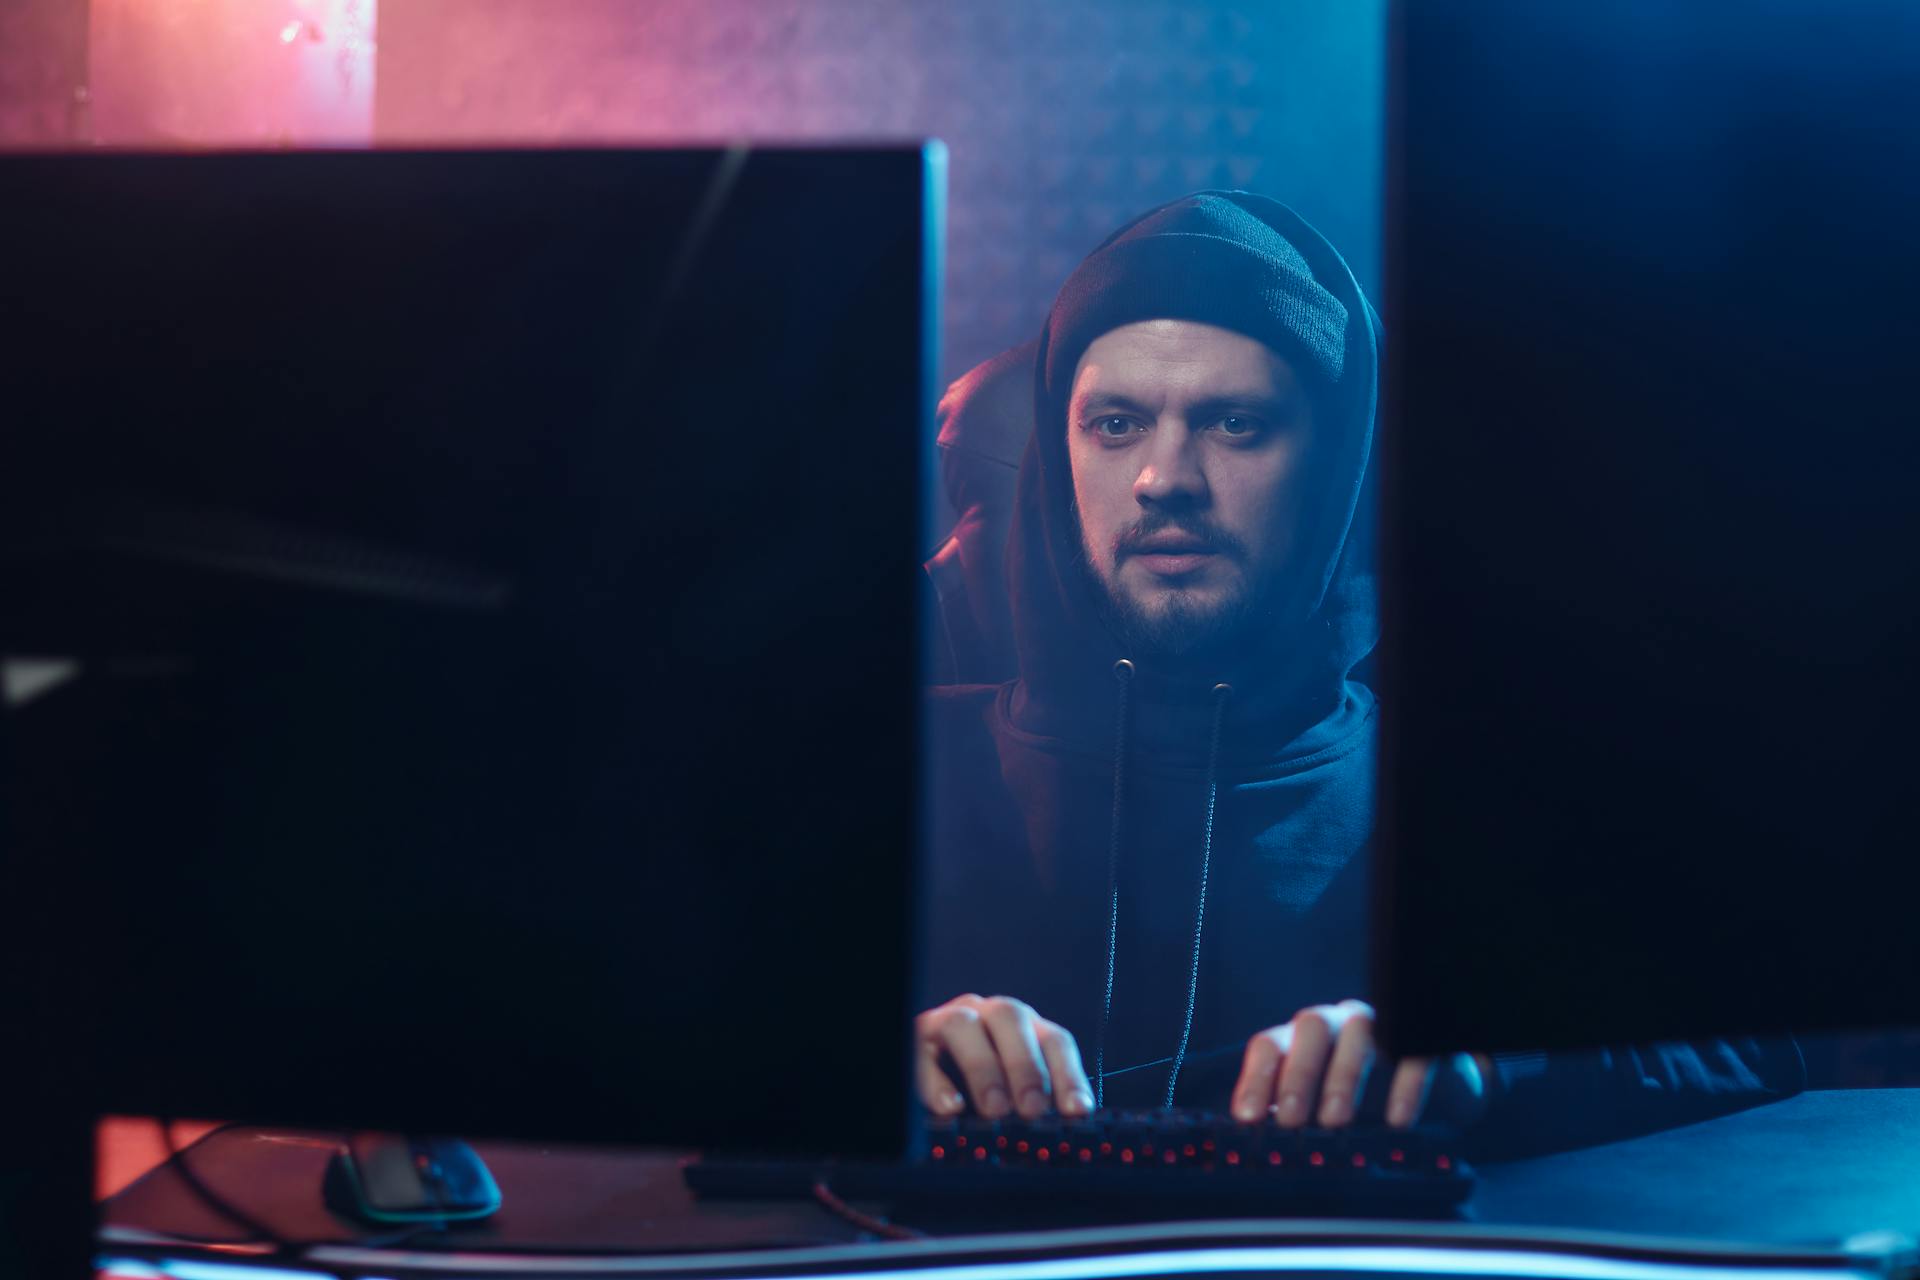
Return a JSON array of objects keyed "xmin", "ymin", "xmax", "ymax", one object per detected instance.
[
  {"xmin": 809, "ymin": 1180, "xmax": 926, "ymax": 1242},
  {"xmin": 155, "ymin": 1117, "xmax": 295, "ymax": 1256},
  {"xmin": 149, "ymin": 1119, "xmax": 441, "ymax": 1258}
]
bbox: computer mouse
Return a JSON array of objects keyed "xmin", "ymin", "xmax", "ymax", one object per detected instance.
[{"xmin": 323, "ymin": 1133, "xmax": 502, "ymax": 1225}]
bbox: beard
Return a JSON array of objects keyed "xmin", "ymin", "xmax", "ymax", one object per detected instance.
[
  {"xmin": 1076, "ymin": 510, "xmax": 1264, "ymax": 666},
  {"xmin": 1096, "ymin": 570, "xmax": 1262, "ymax": 664}
]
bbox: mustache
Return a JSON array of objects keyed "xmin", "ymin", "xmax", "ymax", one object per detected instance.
[{"xmin": 1113, "ymin": 514, "xmax": 1247, "ymax": 561}]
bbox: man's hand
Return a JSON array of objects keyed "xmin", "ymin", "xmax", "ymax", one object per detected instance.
[
  {"xmin": 917, "ymin": 994, "xmax": 1095, "ymax": 1120},
  {"xmin": 1231, "ymin": 999, "xmax": 1491, "ymax": 1129}
]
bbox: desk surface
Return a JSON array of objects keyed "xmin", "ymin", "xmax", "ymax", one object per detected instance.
[{"xmin": 101, "ymin": 1090, "xmax": 1920, "ymax": 1260}]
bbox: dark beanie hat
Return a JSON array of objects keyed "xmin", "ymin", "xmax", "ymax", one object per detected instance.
[{"xmin": 1040, "ymin": 191, "xmax": 1350, "ymax": 417}]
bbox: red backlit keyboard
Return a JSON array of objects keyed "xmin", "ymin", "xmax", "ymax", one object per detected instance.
[{"xmin": 685, "ymin": 1108, "xmax": 1474, "ymax": 1216}]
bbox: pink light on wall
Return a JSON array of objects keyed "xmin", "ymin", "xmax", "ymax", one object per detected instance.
[{"xmin": 88, "ymin": 0, "xmax": 376, "ymax": 146}]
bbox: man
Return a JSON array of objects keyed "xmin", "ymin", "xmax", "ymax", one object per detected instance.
[{"xmin": 919, "ymin": 192, "xmax": 1801, "ymax": 1155}]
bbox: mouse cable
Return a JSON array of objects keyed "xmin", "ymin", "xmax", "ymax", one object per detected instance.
[
  {"xmin": 148, "ymin": 1120, "xmax": 442, "ymax": 1260},
  {"xmin": 809, "ymin": 1180, "xmax": 926, "ymax": 1242},
  {"xmin": 153, "ymin": 1116, "xmax": 297, "ymax": 1256}
]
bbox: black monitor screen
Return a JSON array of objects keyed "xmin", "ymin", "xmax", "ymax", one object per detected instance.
[{"xmin": 2, "ymin": 146, "xmax": 937, "ymax": 1158}]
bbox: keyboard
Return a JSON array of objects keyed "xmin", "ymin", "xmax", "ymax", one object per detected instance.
[{"xmin": 684, "ymin": 1109, "xmax": 1474, "ymax": 1215}]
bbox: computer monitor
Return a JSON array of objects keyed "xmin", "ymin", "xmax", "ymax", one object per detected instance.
[
  {"xmin": 1, "ymin": 146, "xmax": 942, "ymax": 1157},
  {"xmin": 1375, "ymin": 0, "xmax": 1920, "ymax": 1056}
]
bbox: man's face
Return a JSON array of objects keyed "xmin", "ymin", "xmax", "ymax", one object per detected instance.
[{"xmin": 1066, "ymin": 318, "xmax": 1317, "ymax": 662}]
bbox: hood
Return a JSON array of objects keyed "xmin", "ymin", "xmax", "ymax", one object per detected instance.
[{"xmin": 1005, "ymin": 191, "xmax": 1382, "ymax": 768}]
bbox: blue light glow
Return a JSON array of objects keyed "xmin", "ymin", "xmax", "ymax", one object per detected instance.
[
  {"xmin": 710, "ymin": 1249, "xmax": 1861, "ymax": 1280},
  {"xmin": 212, "ymin": 1241, "xmax": 1877, "ymax": 1280},
  {"xmin": 97, "ymin": 1256, "xmax": 394, "ymax": 1280}
]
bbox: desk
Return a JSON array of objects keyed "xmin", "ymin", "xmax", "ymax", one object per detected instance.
[{"xmin": 100, "ymin": 1090, "xmax": 1920, "ymax": 1264}]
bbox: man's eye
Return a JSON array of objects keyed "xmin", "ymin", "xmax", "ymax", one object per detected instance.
[
  {"xmin": 1215, "ymin": 416, "xmax": 1261, "ymax": 437},
  {"xmin": 1093, "ymin": 417, "xmax": 1137, "ymax": 439}
]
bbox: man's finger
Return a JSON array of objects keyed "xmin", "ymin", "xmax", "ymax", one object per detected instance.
[
  {"xmin": 912, "ymin": 1006, "xmax": 969, "ymax": 1114},
  {"xmin": 1232, "ymin": 1026, "xmax": 1290, "ymax": 1122},
  {"xmin": 915, "ymin": 1048, "xmax": 966, "ymax": 1116},
  {"xmin": 1386, "ymin": 1056, "xmax": 1436, "ymax": 1128},
  {"xmin": 929, "ymin": 1005, "xmax": 1014, "ymax": 1117},
  {"xmin": 977, "ymin": 997, "xmax": 1052, "ymax": 1118},
  {"xmin": 1274, "ymin": 1010, "xmax": 1335, "ymax": 1127},
  {"xmin": 1036, "ymin": 1019, "xmax": 1095, "ymax": 1116},
  {"xmin": 1317, "ymin": 1012, "xmax": 1375, "ymax": 1127}
]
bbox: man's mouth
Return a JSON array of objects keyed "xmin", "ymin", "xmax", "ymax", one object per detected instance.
[{"xmin": 1125, "ymin": 536, "xmax": 1219, "ymax": 577}]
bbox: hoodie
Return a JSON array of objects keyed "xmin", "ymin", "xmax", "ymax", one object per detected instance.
[{"xmin": 922, "ymin": 192, "xmax": 1801, "ymax": 1151}]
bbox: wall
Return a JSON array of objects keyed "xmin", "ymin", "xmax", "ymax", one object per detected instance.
[
  {"xmin": 0, "ymin": 0, "xmax": 88, "ymax": 146},
  {"xmin": 372, "ymin": 0, "xmax": 1385, "ymax": 385},
  {"xmin": 87, "ymin": 0, "xmax": 375, "ymax": 145}
]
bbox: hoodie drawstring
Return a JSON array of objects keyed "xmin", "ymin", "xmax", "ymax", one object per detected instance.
[
  {"xmin": 1093, "ymin": 658, "xmax": 1135, "ymax": 1110},
  {"xmin": 1163, "ymin": 681, "xmax": 1233, "ymax": 1106},
  {"xmin": 1093, "ymin": 668, "xmax": 1236, "ymax": 1111}
]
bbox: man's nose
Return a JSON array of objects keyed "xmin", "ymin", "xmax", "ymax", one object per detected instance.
[{"xmin": 1134, "ymin": 426, "xmax": 1209, "ymax": 507}]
